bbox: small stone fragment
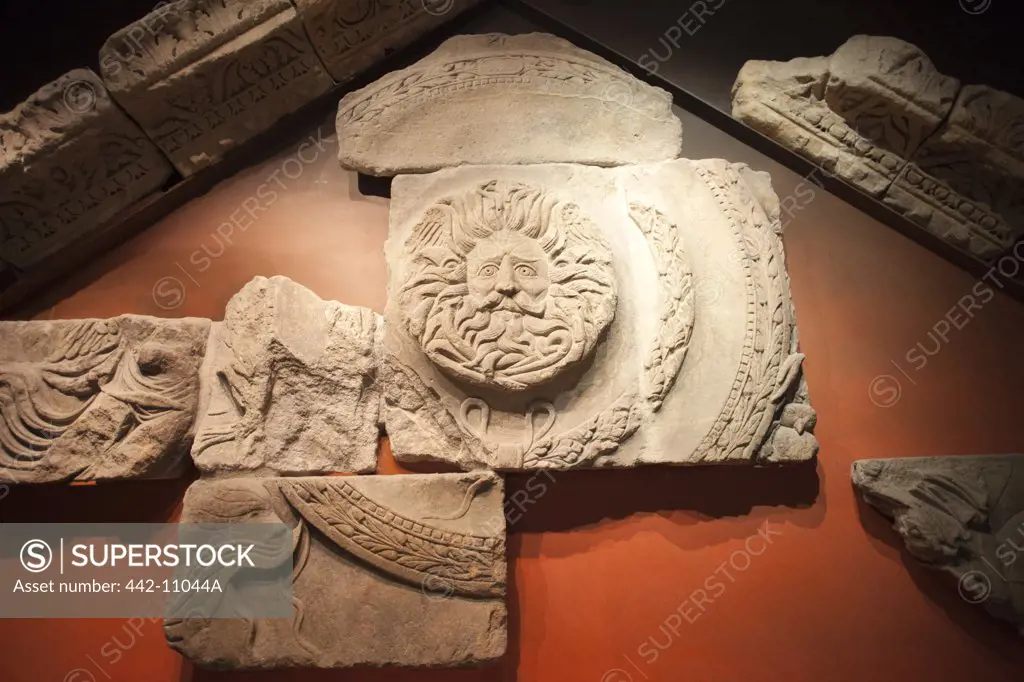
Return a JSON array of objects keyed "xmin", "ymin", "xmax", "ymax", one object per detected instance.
[{"xmin": 853, "ymin": 454, "xmax": 1024, "ymax": 635}]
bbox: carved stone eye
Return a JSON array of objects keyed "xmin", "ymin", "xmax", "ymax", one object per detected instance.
[
  {"xmin": 514, "ymin": 264, "xmax": 536, "ymax": 277},
  {"xmin": 477, "ymin": 264, "xmax": 499, "ymax": 277}
]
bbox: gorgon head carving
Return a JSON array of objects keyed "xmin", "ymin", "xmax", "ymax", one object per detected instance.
[{"xmin": 399, "ymin": 180, "xmax": 617, "ymax": 391}]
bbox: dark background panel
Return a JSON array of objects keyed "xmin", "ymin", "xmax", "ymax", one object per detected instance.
[
  {"xmin": 514, "ymin": 0, "xmax": 1023, "ymax": 112},
  {"xmin": 0, "ymin": 0, "xmax": 162, "ymax": 109}
]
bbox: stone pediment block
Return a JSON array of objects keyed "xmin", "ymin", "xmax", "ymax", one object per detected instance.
[
  {"xmin": 191, "ymin": 276, "xmax": 383, "ymax": 476},
  {"xmin": 294, "ymin": 0, "xmax": 482, "ymax": 83},
  {"xmin": 99, "ymin": 0, "xmax": 334, "ymax": 176},
  {"xmin": 0, "ymin": 315, "xmax": 209, "ymax": 484},
  {"xmin": 336, "ymin": 33, "xmax": 683, "ymax": 175},
  {"xmin": 0, "ymin": 69, "xmax": 173, "ymax": 269},
  {"xmin": 732, "ymin": 35, "xmax": 1024, "ymax": 262},
  {"xmin": 382, "ymin": 160, "xmax": 817, "ymax": 470},
  {"xmin": 165, "ymin": 472, "xmax": 507, "ymax": 668}
]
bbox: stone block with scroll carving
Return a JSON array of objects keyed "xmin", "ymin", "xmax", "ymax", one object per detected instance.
[
  {"xmin": 294, "ymin": 0, "xmax": 481, "ymax": 83},
  {"xmin": 0, "ymin": 316, "xmax": 209, "ymax": 484},
  {"xmin": 0, "ymin": 69, "xmax": 173, "ymax": 270},
  {"xmin": 191, "ymin": 276, "xmax": 382, "ymax": 476},
  {"xmin": 732, "ymin": 35, "xmax": 1024, "ymax": 263},
  {"xmin": 165, "ymin": 471, "xmax": 507, "ymax": 668},
  {"xmin": 99, "ymin": 0, "xmax": 334, "ymax": 177},
  {"xmin": 885, "ymin": 85, "xmax": 1024, "ymax": 260},
  {"xmin": 853, "ymin": 454, "xmax": 1024, "ymax": 635},
  {"xmin": 732, "ymin": 36, "xmax": 955, "ymax": 200},
  {"xmin": 823, "ymin": 35, "xmax": 960, "ymax": 160},
  {"xmin": 336, "ymin": 33, "xmax": 683, "ymax": 175},
  {"xmin": 382, "ymin": 160, "xmax": 817, "ymax": 470}
]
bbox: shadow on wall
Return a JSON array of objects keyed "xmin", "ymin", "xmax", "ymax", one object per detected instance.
[{"xmin": 854, "ymin": 493, "xmax": 1024, "ymax": 651}]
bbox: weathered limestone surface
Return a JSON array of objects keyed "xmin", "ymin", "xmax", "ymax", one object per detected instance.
[
  {"xmin": 887, "ymin": 85, "xmax": 1024, "ymax": 261},
  {"xmin": 336, "ymin": 33, "xmax": 683, "ymax": 175},
  {"xmin": 294, "ymin": 0, "xmax": 481, "ymax": 82},
  {"xmin": 823, "ymin": 35, "xmax": 960, "ymax": 159},
  {"xmin": 383, "ymin": 160, "xmax": 816, "ymax": 471},
  {"xmin": 0, "ymin": 69, "xmax": 173, "ymax": 269},
  {"xmin": 732, "ymin": 35, "xmax": 1024, "ymax": 262},
  {"xmin": 165, "ymin": 472, "xmax": 507, "ymax": 668},
  {"xmin": 191, "ymin": 276, "xmax": 382, "ymax": 476},
  {"xmin": 732, "ymin": 54, "xmax": 906, "ymax": 199},
  {"xmin": 0, "ymin": 316, "xmax": 209, "ymax": 484},
  {"xmin": 853, "ymin": 455, "xmax": 1024, "ymax": 635},
  {"xmin": 99, "ymin": 0, "xmax": 334, "ymax": 176}
]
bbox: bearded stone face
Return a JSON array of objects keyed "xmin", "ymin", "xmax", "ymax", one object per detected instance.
[
  {"xmin": 465, "ymin": 231, "xmax": 550, "ymax": 317},
  {"xmin": 399, "ymin": 181, "xmax": 617, "ymax": 392}
]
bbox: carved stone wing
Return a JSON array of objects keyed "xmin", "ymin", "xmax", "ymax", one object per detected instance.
[{"xmin": 278, "ymin": 479, "xmax": 504, "ymax": 598}]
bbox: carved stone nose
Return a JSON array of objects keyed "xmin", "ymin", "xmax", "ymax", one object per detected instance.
[{"xmin": 495, "ymin": 262, "xmax": 517, "ymax": 294}]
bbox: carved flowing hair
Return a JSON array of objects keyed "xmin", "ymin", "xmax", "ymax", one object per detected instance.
[
  {"xmin": 0, "ymin": 321, "xmax": 191, "ymax": 471},
  {"xmin": 400, "ymin": 181, "xmax": 617, "ymax": 391}
]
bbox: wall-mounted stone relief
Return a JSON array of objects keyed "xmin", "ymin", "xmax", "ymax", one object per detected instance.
[
  {"xmin": 0, "ymin": 69, "xmax": 173, "ymax": 270},
  {"xmin": 165, "ymin": 471, "xmax": 507, "ymax": 668},
  {"xmin": 192, "ymin": 276, "xmax": 382, "ymax": 476},
  {"xmin": 383, "ymin": 160, "xmax": 816, "ymax": 470},
  {"xmin": 732, "ymin": 35, "xmax": 1024, "ymax": 262},
  {"xmin": 853, "ymin": 455, "xmax": 1024, "ymax": 635},
  {"xmin": 99, "ymin": 0, "xmax": 334, "ymax": 177},
  {"xmin": 336, "ymin": 33, "xmax": 683, "ymax": 175},
  {"xmin": 294, "ymin": 0, "xmax": 481, "ymax": 82},
  {"xmin": 0, "ymin": 316, "xmax": 209, "ymax": 484}
]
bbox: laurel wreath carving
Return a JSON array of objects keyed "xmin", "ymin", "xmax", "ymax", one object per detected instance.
[
  {"xmin": 692, "ymin": 162, "xmax": 805, "ymax": 463},
  {"xmin": 520, "ymin": 201, "xmax": 695, "ymax": 468},
  {"xmin": 279, "ymin": 478, "xmax": 504, "ymax": 598}
]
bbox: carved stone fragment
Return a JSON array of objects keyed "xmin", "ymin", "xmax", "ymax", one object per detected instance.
[
  {"xmin": 383, "ymin": 160, "xmax": 816, "ymax": 470},
  {"xmin": 852, "ymin": 455, "xmax": 1024, "ymax": 635},
  {"xmin": 336, "ymin": 33, "xmax": 683, "ymax": 175},
  {"xmin": 886, "ymin": 85, "xmax": 1024, "ymax": 260},
  {"xmin": 0, "ymin": 69, "xmax": 173, "ymax": 269},
  {"xmin": 823, "ymin": 35, "xmax": 960, "ymax": 159},
  {"xmin": 99, "ymin": 0, "xmax": 334, "ymax": 177},
  {"xmin": 165, "ymin": 472, "xmax": 507, "ymax": 668},
  {"xmin": 0, "ymin": 316, "xmax": 209, "ymax": 484},
  {"xmin": 191, "ymin": 276, "xmax": 382, "ymax": 476},
  {"xmin": 732, "ymin": 35, "xmax": 1024, "ymax": 262},
  {"xmin": 294, "ymin": 0, "xmax": 481, "ymax": 82}
]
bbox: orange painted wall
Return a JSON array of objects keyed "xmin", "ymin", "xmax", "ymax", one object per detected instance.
[{"xmin": 2, "ymin": 110, "xmax": 1024, "ymax": 682}]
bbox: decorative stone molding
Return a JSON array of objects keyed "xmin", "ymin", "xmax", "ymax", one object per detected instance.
[
  {"xmin": 0, "ymin": 316, "xmax": 209, "ymax": 484},
  {"xmin": 382, "ymin": 160, "xmax": 816, "ymax": 470},
  {"xmin": 165, "ymin": 472, "xmax": 507, "ymax": 669},
  {"xmin": 853, "ymin": 455, "xmax": 1024, "ymax": 635},
  {"xmin": 336, "ymin": 33, "xmax": 683, "ymax": 175},
  {"xmin": 886, "ymin": 85, "xmax": 1024, "ymax": 261},
  {"xmin": 0, "ymin": 69, "xmax": 173, "ymax": 270},
  {"xmin": 294, "ymin": 0, "xmax": 481, "ymax": 82},
  {"xmin": 99, "ymin": 0, "xmax": 334, "ymax": 176},
  {"xmin": 732, "ymin": 35, "xmax": 1024, "ymax": 262},
  {"xmin": 191, "ymin": 276, "xmax": 382, "ymax": 476}
]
